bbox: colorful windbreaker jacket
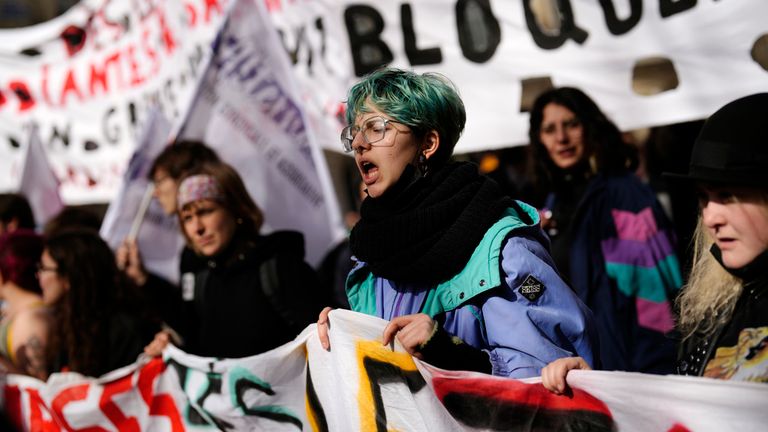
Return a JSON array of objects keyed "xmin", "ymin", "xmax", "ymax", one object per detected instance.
[
  {"xmin": 346, "ymin": 202, "xmax": 599, "ymax": 379},
  {"xmin": 563, "ymin": 173, "xmax": 681, "ymax": 373}
]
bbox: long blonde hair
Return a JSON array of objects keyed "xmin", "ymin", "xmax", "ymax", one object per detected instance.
[
  {"xmin": 677, "ymin": 192, "xmax": 768, "ymax": 339},
  {"xmin": 676, "ymin": 219, "xmax": 742, "ymax": 340}
]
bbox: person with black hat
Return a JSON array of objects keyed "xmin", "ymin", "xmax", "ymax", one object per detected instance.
[
  {"xmin": 670, "ymin": 93, "xmax": 768, "ymax": 381},
  {"xmin": 542, "ymin": 93, "xmax": 768, "ymax": 393}
]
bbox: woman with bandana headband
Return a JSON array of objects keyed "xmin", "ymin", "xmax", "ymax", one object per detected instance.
[{"xmin": 145, "ymin": 161, "xmax": 323, "ymax": 358}]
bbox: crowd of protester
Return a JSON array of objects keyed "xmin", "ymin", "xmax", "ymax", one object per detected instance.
[{"xmin": 0, "ymin": 69, "xmax": 765, "ymax": 392}]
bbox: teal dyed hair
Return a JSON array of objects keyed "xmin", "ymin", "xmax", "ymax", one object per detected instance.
[{"xmin": 345, "ymin": 68, "xmax": 466, "ymax": 168}]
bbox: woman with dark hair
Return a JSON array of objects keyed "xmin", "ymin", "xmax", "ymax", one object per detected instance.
[
  {"xmin": 39, "ymin": 229, "xmax": 155, "ymax": 377},
  {"xmin": 0, "ymin": 230, "xmax": 48, "ymax": 379},
  {"xmin": 543, "ymin": 92, "xmax": 768, "ymax": 393},
  {"xmin": 528, "ymin": 87, "xmax": 681, "ymax": 373},
  {"xmin": 146, "ymin": 161, "xmax": 322, "ymax": 358},
  {"xmin": 317, "ymin": 69, "xmax": 598, "ymax": 378}
]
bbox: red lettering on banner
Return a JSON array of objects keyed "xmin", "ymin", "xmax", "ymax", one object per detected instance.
[
  {"xmin": 265, "ymin": 0, "xmax": 281, "ymax": 12},
  {"xmin": 142, "ymin": 29, "xmax": 161, "ymax": 78},
  {"xmin": 125, "ymin": 46, "xmax": 146, "ymax": 86},
  {"xmin": 41, "ymin": 64, "xmax": 53, "ymax": 105},
  {"xmin": 137, "ymin": 358, "xmax": 184, "ymax": 432},
  {"xmin": 185, "ymin": 2, "xmax": 197, "ymax": 26},
  {"xmin": 9, "ymin": 80, "xmax": 36, "ymax": 112},
  {"xmin": 89, "ymin": 51, "xmax": 124, "ymax": 97},
  {"xmin": 0, "ymin": 89, "xmax": 6, "ymax": 108},
  {"xmin": 59, "ymin": 69, "xmax": 84, "ymax": 105},
  {"xmin": 27, "ymin": 388, "xmax": 61, "ymax": 432},
  {"xmin": 203, "ymin": 0, "xmax": 224, "ymax": 23},
  {"xmin": 51, "ymin": 383, "xmax": 109, "ymax": 432},
  {"xmin": 100, "ymin": 374, "xmax": 140, "ymax": 432},
  {"xmin": 157, "ymin": 10, "xmax": 177, "ymax": 55}
]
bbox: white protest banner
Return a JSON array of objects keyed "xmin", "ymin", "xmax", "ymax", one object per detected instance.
[
  {"xmin": 177, "ymin": 0, "xmax": 345, "ymax": 266},
  {"xmin": 100, "ymin": 109, "xmax": 183, "ymax": 283},
  {"xmin": 2, "ymin": 0, "xmax": 767, "ymax": 203},
  {"xmin": 0, "ymin": 0, "xmax": 229, "ymax": 204},
  {"xmin": 3, "ymin": 309, "xmax": 767, "ymax": 431},
  {"xmin": 18, "ymin": 124, "xmax": 64, "ymax": 228},
  {"xmin": 269, "ymin": 0, "xmax": 768, "ymax": 152}
]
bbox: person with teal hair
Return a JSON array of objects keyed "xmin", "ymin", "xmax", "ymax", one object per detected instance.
[{"xmin": 317, "ymin": 68, "xmax": 599, "ymax": 378}]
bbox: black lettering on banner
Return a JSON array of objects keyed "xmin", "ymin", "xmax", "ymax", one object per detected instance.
[
  {"xmin": 83, "ymin": 139, "xmax": 99, "ymax": 151},
  {"xmin": 344, "ymin": 5, "xmax": 393, "ymax": 76},
  {"xmin": 276, "ymin": 16, "xmax": 334, "ymax": 77},
  {"xmin": 315, "ymin": 17, "xmax": 327, "ymax": 71},
  {"xmin": 8, "ymin": 134, "xmax": 21, "ymax": 149},
  {"xmin": 163, "ymin": 78, "xmax": 178, "ymax": 119},
  {"xmin": 187, "ymin": 44, "xmax": 205, "ymax": 80},
  {"xmin": 165, "ymin": 358, "xmax": 229, "ymax": 428},
  {"xmin": 522, "ymin": 0, "xmax": 588, "ymax": 50},
  {"xmin": 659, "ymin": 0, "xmax": 697, "ymax": 18},
  {"xmin": 455, "ymin": 0, "xmax": 501, "ymax": 63},
  {"xmin": 102, "ymin": 106, "xmax": 120, "ymax": 144},
  {"xmin": 441, "ymin": 392, "xmax": 614, "ymax": 430},
  {"xmin": 195, "ymin": 372, "xmax": 235, "ymax": 430},
  {"xmin": 278, "ymin": 26, "xmax": 310, "ymax": 66},
  {"xmin": 128, "ymin": 101, "xmax": 138, "ymax": 128},
  {"xmin": 305, "ymin": 364, "xmax": 329, "ymax": 432},
  {"xmin": 50, "ymin": 123, "xmax": 71, "ymax": 148},
  {"xmin": 401, "ymin": 4, "xmax": 442, "ymax": 66},
  {"xmin": 233, "ymin": 376, "xmax": 303, "ymax": 429},
  {"xmin": 600, "ymin": 0, "xmax": 642, "ymax": 35},
  {"xmin": 363, "ymin": 357, "xmax": 427, "ymax": 432}
]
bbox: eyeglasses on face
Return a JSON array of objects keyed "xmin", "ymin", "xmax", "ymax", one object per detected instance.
[
  {"xmin": 36, "ymin": 263, "xmax": 58, "ymax": 274},
  {"xmin": 340, "ymin": 116, "xmax": 407, "ymax": 153}
]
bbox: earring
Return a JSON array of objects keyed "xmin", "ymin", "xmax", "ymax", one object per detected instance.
[{"xmin": 418, "ymin": 153, "xmax": 429, "ymax": 177}]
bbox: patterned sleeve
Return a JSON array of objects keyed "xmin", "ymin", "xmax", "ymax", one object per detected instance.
[{"xmin": 598, "ymin": 181, "xmax": 682, "ymax": 372}]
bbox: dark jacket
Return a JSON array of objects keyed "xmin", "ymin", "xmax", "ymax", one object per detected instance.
[
  {"xmin": 151, "ymin": 231, "xmax": 322, "ymax": 358},
  {"xmin": 678, "ymin": 250, "xmax": 768, "ymax": 380},
  {"xmin": 552, "ymin": 173, "xmax": 681, "ymax": 373}
]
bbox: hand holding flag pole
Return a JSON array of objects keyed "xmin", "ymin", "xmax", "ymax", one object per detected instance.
[{"xmin": 127, "ymin": 183, "xmax": 155, "ymax": 242}]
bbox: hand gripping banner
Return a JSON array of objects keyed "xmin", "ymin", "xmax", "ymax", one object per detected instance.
[{"xmin": 3, "ymin": 309, "xmax": 767, "ymax": 431}]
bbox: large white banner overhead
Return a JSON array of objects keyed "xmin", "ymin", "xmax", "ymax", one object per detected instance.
[
  {"xmin": 1, "ymin": 0, "xmax": 767, "ymax": 203},
  {"xmin": 269, "ymin": 0, "xmax": 768, "ymax": 152}
]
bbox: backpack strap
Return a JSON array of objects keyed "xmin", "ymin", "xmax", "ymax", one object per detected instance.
[
  {"xmin": 259, "ymin": 256, "xmax": 299, "ymax": 330},
  {"xmin": 193, "ymin": 266, "xmax": 210, "ymax": 321}
]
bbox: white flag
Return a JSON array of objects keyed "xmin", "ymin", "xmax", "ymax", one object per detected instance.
[
  {"xmin": 18, "ymin": 125, "xmax": 64, "ymax": 228},
  {"xmin": 100, "ymin": 109, "xmax": 183, "ymax": 283},
  {"xmin": 176, "ymin": 0, "xmax": 345, "ymax": 266}
]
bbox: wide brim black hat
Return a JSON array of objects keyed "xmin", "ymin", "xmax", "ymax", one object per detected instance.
[{"xmin": 663, "ymin": 93, "xmax": 768, "ymax": 188}]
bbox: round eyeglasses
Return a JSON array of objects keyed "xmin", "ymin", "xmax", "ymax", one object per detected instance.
[{"xmin": 340, "ymin": 116, "xmax": 407, "ymax": 153}]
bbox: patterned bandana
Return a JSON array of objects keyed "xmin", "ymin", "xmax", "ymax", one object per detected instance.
[{"xmin": 176, "ymin": 174, "xmax": 224, "ymax": 209}]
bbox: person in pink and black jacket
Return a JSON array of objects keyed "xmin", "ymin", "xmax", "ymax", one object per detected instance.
[{"xmin": 528, "ymin": 87, "xmax": 681, "ymax": 374}]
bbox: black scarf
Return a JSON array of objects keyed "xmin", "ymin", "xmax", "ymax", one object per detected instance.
[{"xmin": 350, "ymin": 161, "xmax": 514, "ymax": 285}]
